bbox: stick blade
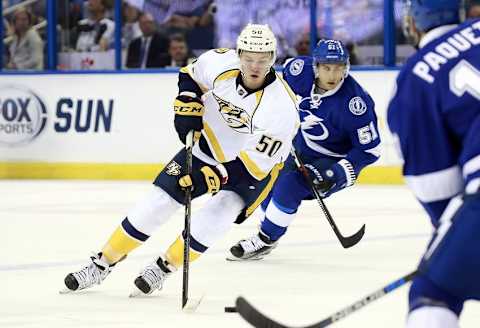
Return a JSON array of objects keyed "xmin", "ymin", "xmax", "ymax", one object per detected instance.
[
  {"xmin": 340, "ymin": 224, "xmax": 366, "ymax": 248},
  {"xmin": 182, "ymin": 294, "xmax": 205, "ymax": 313},
  {"xmin": 235, "ymin": 297, "xmax": 289, "ymax": 328}
]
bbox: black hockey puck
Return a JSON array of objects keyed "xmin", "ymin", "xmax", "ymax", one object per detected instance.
[{"xmin": 224, "ymin": 306, "xmax": 237, "ymax": 313}]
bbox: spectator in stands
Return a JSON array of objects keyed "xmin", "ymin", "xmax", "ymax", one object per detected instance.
[
  {"xmin": 3, "ymin": 16, "xmax": 12, "ymax": 35},
  {"xmin": 126, "ymin": 13, "xmax": 169, "ymax": 68},
  {"xmin": 345, "ymin": 42, "xmax": 359, "ymax": 65},
  {"xmin": 466, "ymin": 0, "xmax": 480, "ymax": 18},
  {"xmin": 3, "ymin": 17, "xmax": 11, "ymax": 66},
  {"xmin": 58, "ymin": 0, "xmax": 83, "ymax": 31},
  {"xmin": 143, "ymin": 0, "xmax": 207, "ymax": 28},
  {"xmin": 164, "ymin": 0, "xmax": 215, "ymax": 51},
  {"xmin": 122, "ymin": 2, "xmax": 142, "ymax": 48},
  {"xmin": 6, "ymin": 8, "xmax": 44, "ymax": 70},
  {"xmin": 293, "ymin": 33, "xmax": 310, "ymax": 56},
  {"xmin": 166, "ymin": 33, "xmax": 195, "ymax": 67},
  {"xmin": 141, "ymin": 0, "xmax": 214, "ymax": 51},
  {"xmin": 75, "ymin": 0, "xmax": 114, "ymax": 52}
]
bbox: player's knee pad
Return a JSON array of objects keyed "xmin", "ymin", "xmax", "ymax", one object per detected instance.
[
  {"xmin": 127, "ymin": 186, "xmax": 182, "ymax": 235},
  {"xmin": 190, "ymin": 190, "xmax": 244, "ymax": 248},
  {"xmin": 406, "ymin": 306, "xmax": 459, "ymax": 328},
  {"xmin": 409, "ymin": 275, "xmax": 464, "ymax": 316}
]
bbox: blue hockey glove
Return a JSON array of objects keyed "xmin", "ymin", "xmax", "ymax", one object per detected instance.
[
  {"xmin": 304, "ymin": 159, "xmax": 356, "ymax": 197},
  {"xmin": 173, "ymin": 93, "xmax": 204, "ymax": 144}
]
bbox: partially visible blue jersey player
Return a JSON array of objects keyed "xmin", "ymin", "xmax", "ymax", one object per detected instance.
[
  {"xmin": 387, "ymin": 0, "xmax": 480, "ymax": 327},
  {"xmin": 228, "ymin": 39, "xmax": 381, "ymax": 261}
]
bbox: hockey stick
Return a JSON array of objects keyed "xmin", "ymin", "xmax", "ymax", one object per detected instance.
[
  {"xmin": 182, "ymin": 130, "xmax": 194, "ymax": 309},
  {"xmin": 235, "ymin": 270, "xmax": 418, "ymax": 328},
  {"xmin": 290, "ymin": 148, "xmax": 365, "ymax": 248}
]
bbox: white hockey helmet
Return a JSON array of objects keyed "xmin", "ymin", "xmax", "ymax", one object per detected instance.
[{"xmin": 236, "ymin": 24, "xmax": 277, "ymax": 66}]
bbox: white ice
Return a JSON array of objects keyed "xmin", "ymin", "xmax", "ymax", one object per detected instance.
[{"xmin": 1, "ymin": 181, "xmax": 479, "ymax": 328}]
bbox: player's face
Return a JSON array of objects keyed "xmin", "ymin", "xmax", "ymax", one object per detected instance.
[
  {"xmin": 316, "ymin": 63, "xmax": 346, "ymax": 91},
  {"xmin": 239, "ymin": 51, "xmax": 272, "ymax": 89}
]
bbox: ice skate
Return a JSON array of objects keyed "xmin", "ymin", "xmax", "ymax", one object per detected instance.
[
  {"xmin": 61, "ymin": 253, "xmax": 111, "ymax": 293},
  {"xmin": 129, "ymin": 255, "xmax": 176, "ymax": 297},
  {"xmin": 227, "ymin": 231, "xmax": 277, "ymax": 261}
]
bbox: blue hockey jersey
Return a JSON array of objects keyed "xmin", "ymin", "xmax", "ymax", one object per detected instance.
[
  {"xmin": 387, "ymin": 19, "xmax": 480, "ymax": 226},
  {"xmin": 283, "ymin": 56, "xmax": 381, "ymax": 177}
]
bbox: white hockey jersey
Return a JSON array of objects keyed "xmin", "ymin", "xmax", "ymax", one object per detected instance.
[{"xmin": 181, "ymin": 49, "xmax": 299, "ymax": 180}]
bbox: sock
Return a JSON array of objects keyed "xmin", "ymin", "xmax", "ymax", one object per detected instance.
[
  {"xmin": 101, "ymin": 218, "xmax": 147, "ymax": 264},
  {"xmin": 406, "ymin": 306, "xmax": 459, "ymax": 328},
  {"xmin": 165, "ymin": 235, "xmax": 202, "ymax": 268}
]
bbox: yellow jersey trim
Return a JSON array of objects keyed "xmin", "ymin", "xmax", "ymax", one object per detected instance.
[
  {"xmin": 213, "ymin": 69, "xmax": 240, "ymax": 86},
  {"xmin": 202, "ymin": 122, "xmax": 227, "ymax": 162},
  {"xmin": 245, "ymin": 162, "xmax": 283, "ymax": 217},
  {"xmin": 255, "ymin": 90, "xmax": 264, "ymax": 107},
  {"xmin": 239, "ymin": 151, "xmax": 269, "ymax": 180}
]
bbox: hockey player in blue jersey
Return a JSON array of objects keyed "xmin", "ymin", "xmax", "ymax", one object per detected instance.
[
  {"xmin": 228, "ymin": 39, "xmax": 381, "ymax": 260},
  {"xmin": 387, "ymin": 1, "xmax": 480, "ymax": 327}
]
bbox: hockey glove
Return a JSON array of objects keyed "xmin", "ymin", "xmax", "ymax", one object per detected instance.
[
  {"xmin": 178, "ymin": 164, "xmax": 228, "ymax": 194},
  {"xmin": 304, "ymin": 159, "xmax": 356, "ymax": 198},
  {"xmin": 173, "ymin": 93, "xmax": 204, "ymax": 144}
]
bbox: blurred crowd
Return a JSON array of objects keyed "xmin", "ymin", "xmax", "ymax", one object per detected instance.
[{"xmin": 2, "ymin": 0, "xmax": 480, "ymax": 71}]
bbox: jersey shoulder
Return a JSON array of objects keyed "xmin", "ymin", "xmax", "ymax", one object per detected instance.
[
  {"xmin": 399, "ymin": 19, "xmax": 480, "ymax": 86},
  {"xmin": 338, "ymin": 75, "xmax": 376, "ymax": 119},
  {"xmin": 260, "ymin": 75, "xmax": 300, "ymax": 132},
  {"xmin": 270, "ymin": 74, "xmax": 300, "ymax": 116},
  {"xmin": 282, "ymin": 56, "xmax": 315, "ymax": 98},
  {"xmin": 186, "ymin": 48, "xmax": 240, "ymax": 89}
]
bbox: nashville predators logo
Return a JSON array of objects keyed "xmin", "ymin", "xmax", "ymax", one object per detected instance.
[
  {"xmin": 213, "ymin": 93, "xmax": 252, "ymax": 133},
  {"xmin": 165, "ymin": 161, "xmax": 181, "ymax": 176},
  {"xmin": 214, "ymin": 48, "xmax": 230, "ymax": 54}
]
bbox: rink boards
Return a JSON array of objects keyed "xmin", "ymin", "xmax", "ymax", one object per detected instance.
[{"xmin": 0, "ymin": 70, "xmax": 402, "ymax": 183}]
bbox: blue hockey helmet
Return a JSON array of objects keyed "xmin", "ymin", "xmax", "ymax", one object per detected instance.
[
  {"xmin": 406, "ymin": 0, "xmax": 462, "ymax": 32},
  {"xmin": 313, "ymin": 39, "xmax": 350, "ymax": 77},
  {"xmin": 312, "ymin": 39, "xmax": 349, "ymax": 65}
]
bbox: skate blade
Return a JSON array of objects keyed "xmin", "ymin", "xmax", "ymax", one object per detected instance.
[
  {"xmin": 182, "ymin": 293, "xmax": 205, "ymax": 313},
  {"xmin": 225, "ymin": 255, "xmax": 264, "ymax": 261},
  {"xmin": 129, "ymin": 287, "xmax": 144, "ymax": 298},
  {"xmin": 59, "ymin": 288, "xmax": 74, "ymax": 294}
]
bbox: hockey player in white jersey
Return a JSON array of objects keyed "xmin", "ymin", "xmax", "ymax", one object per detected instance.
[{"xmin": 62, "ymin": 24, "xmax": 299, "ymax": 296}]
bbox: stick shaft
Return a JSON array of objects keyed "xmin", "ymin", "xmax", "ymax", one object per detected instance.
[
  {"xmin": 290, "ymin": 148, "xmax": 365, "ymax": 248},
  {"xmin": 182, "ymin": 131, "xmax": 194, "ymax": 308}
]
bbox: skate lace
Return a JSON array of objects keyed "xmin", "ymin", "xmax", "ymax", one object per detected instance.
[
  {"xmin": 73, "ymin": 264, "xmax": 103, "ymax": 289},
  {"xmin": 240, "ymin": 235, "xmax": 267, "ymax": 254},
  {"xmin": 139, "ymin": 263, "xmax": 167, "ymax": 291},
  {"xmin": 72, "ymin": 255, "xmax": 110, "ymax": 290}
]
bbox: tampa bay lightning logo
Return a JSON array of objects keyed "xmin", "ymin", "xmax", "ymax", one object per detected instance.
[
  {"xmin": 289, "ymin": 59, "xmax": 304, "ymax": 76},
  {"xmin": 300, "ymin": 110, "xmax": 329, "ymax": 141},
  {"xmin": 348, "ymin": 96, "xmax": 367, "ymax": 115}
]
